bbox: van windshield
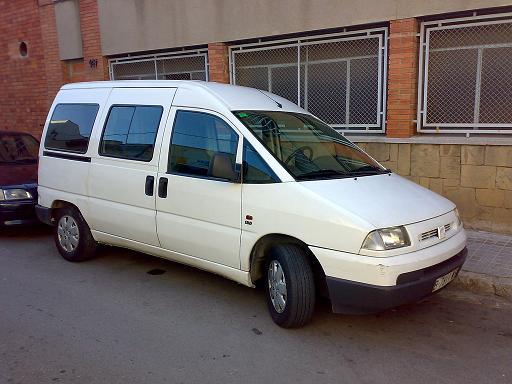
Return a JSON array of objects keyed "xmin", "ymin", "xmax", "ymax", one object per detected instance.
[{"xmin": 234, "ymin": 111, "xmax": 386, "ymax": 181}]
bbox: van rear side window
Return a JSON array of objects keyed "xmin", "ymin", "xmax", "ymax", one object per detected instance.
[
  {"xmin": 99, "ymin": 105, "xmax": 163, "ymax": 162},
  {"xmin": 45, "ymin": 103, "xmax": 99, "ymax": 153}
]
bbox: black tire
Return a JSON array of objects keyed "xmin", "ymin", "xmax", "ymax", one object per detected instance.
[
  {"xmin": 53, "ymin": 206, "xmax": 97, "ymax": 262},
  {"xmin": 265, "ymin": 244, "xmax": 316, "ymax": 328}
]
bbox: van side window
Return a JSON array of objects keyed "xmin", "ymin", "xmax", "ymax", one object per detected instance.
[
  {"xmin": 45, "ymin": 103, "xmax": 99, "ymax": 153},
  {"xmin": 168, "ymin": 110, "xmax": 238, "ymax": 178},
  {"xmin": 243, "ymin": 139, "xmax": 280, "ymax": 184},
  {"xmin": 99, "ymin": 105, "xmax": 163, "ymax": 162}
]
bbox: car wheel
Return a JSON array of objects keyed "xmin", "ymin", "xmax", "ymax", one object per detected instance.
[
  {"xmin": 265, "ymin": 244, "xmax": 316, "ymax": 328},
  {"xmin": 54, "ymin": 206, "xmax": 97, "ymax": 262}
]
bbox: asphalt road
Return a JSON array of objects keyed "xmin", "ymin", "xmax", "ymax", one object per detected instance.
[{"xmin": 1, "ymin": 226, "xmax": 511, "ymax": 384}]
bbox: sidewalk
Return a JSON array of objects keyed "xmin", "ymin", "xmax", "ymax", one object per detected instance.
[{"xmin": 454, "ymin": 229, "xmax": 512, "ymax": 299}]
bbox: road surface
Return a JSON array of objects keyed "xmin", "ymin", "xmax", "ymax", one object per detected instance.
[{"xmin": 1, "ymin": 226, "xmax": 511, "ymax": 384}]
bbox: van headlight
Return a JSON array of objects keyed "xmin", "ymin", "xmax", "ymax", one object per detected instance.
[
  {"xmin": 361, "ymin": 226, "xmax": 411, "ymax": 251},
  {"xmin": 0, "ymin": 188, "xmax": 33, "ymax": 201}
]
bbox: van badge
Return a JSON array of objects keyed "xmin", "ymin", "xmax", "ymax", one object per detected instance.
[
  {"xmin": 438, "ymin": 225, "xmax": 446, "ymax": 239},
  {"xmin": 245, "ymin": 215, "xmax": 253, "ymax": 226}
]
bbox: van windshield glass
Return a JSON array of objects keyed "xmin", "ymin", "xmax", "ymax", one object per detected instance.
[{"xmin": 234, "ymin": 111, "xmax": 386, "ymax": 180}]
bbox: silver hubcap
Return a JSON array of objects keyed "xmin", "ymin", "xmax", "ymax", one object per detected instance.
[
  {"xmin": 268, "ymin": 260, "xmax": 287, "ymax": 313},
  {"xmin": 57, "ymin": 215, "xmax": 79, "ymax": 252}
]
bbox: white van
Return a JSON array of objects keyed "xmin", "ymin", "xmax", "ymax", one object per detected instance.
[{"xmin": 36, "ymin": 81, "xmax": 467, "ymax": 327}]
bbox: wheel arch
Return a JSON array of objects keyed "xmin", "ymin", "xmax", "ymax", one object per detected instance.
[
  {"xmin": 249, "ymin": 233, "xmax": 328, "ymax": 296},
  {"xmin": 50, "ymin": 200, "xmax": 82, "ymax": 221}
]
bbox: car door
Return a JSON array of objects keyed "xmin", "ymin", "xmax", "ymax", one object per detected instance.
[
  {"xmin": 155, "ymin": 108, "xmax": 243, "ymax": 268},
  {"xmin": 87, "ymin": 87, "xmax": 175, "ymax": 246}
]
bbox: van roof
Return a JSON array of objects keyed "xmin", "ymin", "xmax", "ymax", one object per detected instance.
[{"xmin": 60, "ymin": 80, "xmax": 306, "ymax": 113}]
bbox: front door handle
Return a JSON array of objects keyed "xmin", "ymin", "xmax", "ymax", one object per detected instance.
[
  {"xmin": 158, "ymin": 177, "xmax": 168, "ymax": 198},
  {"xmin": 145, "ymin": 175, "xmax": 154, "ymax": 196}
]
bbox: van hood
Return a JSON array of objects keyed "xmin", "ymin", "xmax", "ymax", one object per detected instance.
[{"xmin": 299, "ymin": 173, "xmax": 455, "ymax": 229}]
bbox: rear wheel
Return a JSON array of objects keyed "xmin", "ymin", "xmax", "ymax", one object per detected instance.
[
  {"xmin": 265, "ymin": 244, "xmax": 315, "ymax": 328},
  {"xmin": 54, "ymin": 206, "xmax": 97, "ymax": 262}
]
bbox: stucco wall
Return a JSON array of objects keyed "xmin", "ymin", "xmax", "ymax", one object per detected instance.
[
  {"xmin": 355, "ymin": 142, "xmax": 512, "ymax": 234},
  {"xmin": 97, "ymin": 0, "xmax": 512, "ymax": 56},
  {"xmin": 55, "ymin": 0, "xmax": 83, "ymax": 60}
]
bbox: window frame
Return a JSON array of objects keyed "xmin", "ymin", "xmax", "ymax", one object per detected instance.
[
  {"xmin": 242, "ymin": 138, "xmax": 281, "ymax": 184},
  {"xmin": 44, "ymin": 102, "xmax": 100, "ymax": 154},
  {"xmin": 98, "ymin": 104, "xmax": 164, "ymax": 163},
  {"xmin": 166, "ymin": 109, "xmax": 242, "ymax": 183}
]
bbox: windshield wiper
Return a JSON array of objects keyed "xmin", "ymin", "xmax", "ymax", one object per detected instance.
[
  {"xmin": 347, "ymin": 165, "xmax": 391, "ymax": 176},
  {"xmin": 296, "ymin": 169, "xmax": 349, "ymax": 180}
]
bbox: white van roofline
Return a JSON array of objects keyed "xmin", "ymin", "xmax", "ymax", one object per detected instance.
[{"xmin": 60, "ymin": 80, "xmax": 307, "ymax": 114}]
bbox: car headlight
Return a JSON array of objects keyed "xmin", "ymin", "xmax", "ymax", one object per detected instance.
[
  {"xmin": 0, "ymin": 188, "xmax": 33, "ymax": 201},
  {"xmin": 361, "ymin": 226, "xmax": 411, "ymax": 251}
]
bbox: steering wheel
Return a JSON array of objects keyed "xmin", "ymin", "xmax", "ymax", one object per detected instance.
[{"xmin": 284, "ymin": 146, "xmax": 314, "ymax": 164}]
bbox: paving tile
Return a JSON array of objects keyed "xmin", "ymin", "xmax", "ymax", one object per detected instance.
[{"xmin": 463, "ymin": 229, "xmax": 512, "ymax": 278}]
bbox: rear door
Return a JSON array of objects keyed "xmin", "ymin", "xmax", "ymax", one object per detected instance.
[
  {"xmin": 155, "ymin": 108, "xmax": 243, "ymax": 268},
  {"xmin": 87, "ymin": 87, "xmax": 175, "ymax": 245}
]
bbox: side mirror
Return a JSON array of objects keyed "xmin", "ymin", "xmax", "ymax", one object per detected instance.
[{"xmin": 209, "ymin": 153, "xmax": 240, "ymax": 183}]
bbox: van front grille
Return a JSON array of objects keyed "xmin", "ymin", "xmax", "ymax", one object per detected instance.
[{"xmin": 420, "ymin": 223, "xmax": 452, "ymax": 242}]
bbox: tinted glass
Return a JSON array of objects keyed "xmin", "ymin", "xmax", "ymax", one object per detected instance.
[
  {"xmin": 243, "ymin": 140, "xmax": 279, "ymax": 184},
  {"xmin": 169, "ymin": 110, "xmax": 238, "ymax": 178},
  {"xmin": 45, "ymin": 104, "xmax": 99, "ymax": 153},
  {"xmin": 235, "ymin": 111, "xmax": 385, "ymax": 181},
  {"xmin": 0, "ymin": 133, "xmax": 39, "ymax": 163},
  {"xmin": 100, "ymin": 105, "xmax": 163, "ymax": 162}
]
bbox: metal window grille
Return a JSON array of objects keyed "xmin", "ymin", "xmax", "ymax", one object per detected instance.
[
  {"xmin": 230, "ymin": 28, "xmax": 388, "ymax": 132},
  {"xmin": 418, "ymin": 13, "xmax": 512, "ymax": 134},
  {"xmin": 109, "ymin": 49, "xmax": 208, "ymax": 81}
]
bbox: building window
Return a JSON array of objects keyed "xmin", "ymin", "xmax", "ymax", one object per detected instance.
[
  {"xmin": 109, "ymin": 50, "xmax": 208, "ymax": 81},
  {"xmin": 230, "ymin": 28, "xmax": 388, "ymax": 133},
  {"xmin": 418, "ymin": 14, "xmax": 512, "ymax": 134},
  {"xmin": 99, "ymin": 105, "xmax": 163, "ymax": 162},
  {"xmin": 45, "ymin": 103, "xmax": 99, "ymax": 153},
  {"xmin": 168, "ymin": 110, "xmax": 238, "ymax": 179}
]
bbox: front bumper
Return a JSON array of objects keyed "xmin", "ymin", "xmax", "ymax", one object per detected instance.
[
  {"xmin": 0, "ymin": 200, "xmax": 38, "ymax": 226},
  {"xmin": 326, "ymin": 247, "xmax": 467, "ymax": 314},
  {"xmin": 35, "ymin": 204, "xmax": 53, "ymax": 226}
]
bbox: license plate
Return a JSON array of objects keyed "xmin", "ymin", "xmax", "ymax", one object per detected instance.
[{"xmin": 432, "ymin": 268, "xmax": 459, "ymax": 292}]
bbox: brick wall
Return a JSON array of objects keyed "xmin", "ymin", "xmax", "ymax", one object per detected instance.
[
  {"xmin": 386, "ymin": 18, "xmax": 420, "ymax": 138},
  {"xmin": 356, "ymin": 142, "xmax": 512, "ymax": 234},
  {"xmin": 0, "ymin": 0, "xmax": 60, "ymax": 139},
  {"xmin": 208, "ymin": 43, "xmax": 230, "ymax": 83},
  {"xmin": 0, "ymin": 0, "xmax": 108, "ymax": 139},
  {"xmin": 77, "ymin": 0, "xmax": 109, "ymax": 82},
  {"xmin": 39, "ymin": 1, "xmax": 65, "ymax": 112}
]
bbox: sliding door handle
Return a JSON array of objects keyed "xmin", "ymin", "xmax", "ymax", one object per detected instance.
[
  {"xmin": 158, "ymin": 177, "xmax": 168, "ymax": 198},
  {"xmin": 145, "ymin": 175, "xmax": 155, "ymax": 196}
]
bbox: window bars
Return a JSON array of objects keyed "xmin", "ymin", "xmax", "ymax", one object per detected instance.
[
  {"xmin": 109, "ymin": 49, "xmax": 208, "ymax": 81},
  {"xmin": 230, "ymin": 28, "xmax": 388, "ymax": 132},
  {"xmin": 418, "ymin": 13, "xmax": 512, "ymax": 134}
]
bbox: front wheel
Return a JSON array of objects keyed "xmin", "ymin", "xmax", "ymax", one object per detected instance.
[
  {"xmin": 265, "ymin": 244, "xmax": 316, "ymax": 328},
  {"xmin": 54, "ymin": 206, "xmax": 97, "ymax": 262}
]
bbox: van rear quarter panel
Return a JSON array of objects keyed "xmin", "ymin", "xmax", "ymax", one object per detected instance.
[{"xmin": 38, "ymin": 88, "xmax": 112, "ymax": 221}]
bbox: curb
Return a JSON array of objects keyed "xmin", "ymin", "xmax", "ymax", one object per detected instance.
[{"xmin": 453, "ymin": 270, "xmax": 512, "ymax": 301}]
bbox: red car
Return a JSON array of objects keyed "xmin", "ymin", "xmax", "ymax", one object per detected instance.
[{"xmin": 0, "ymin": 131, "xmax": 39, "ymax": 226}]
